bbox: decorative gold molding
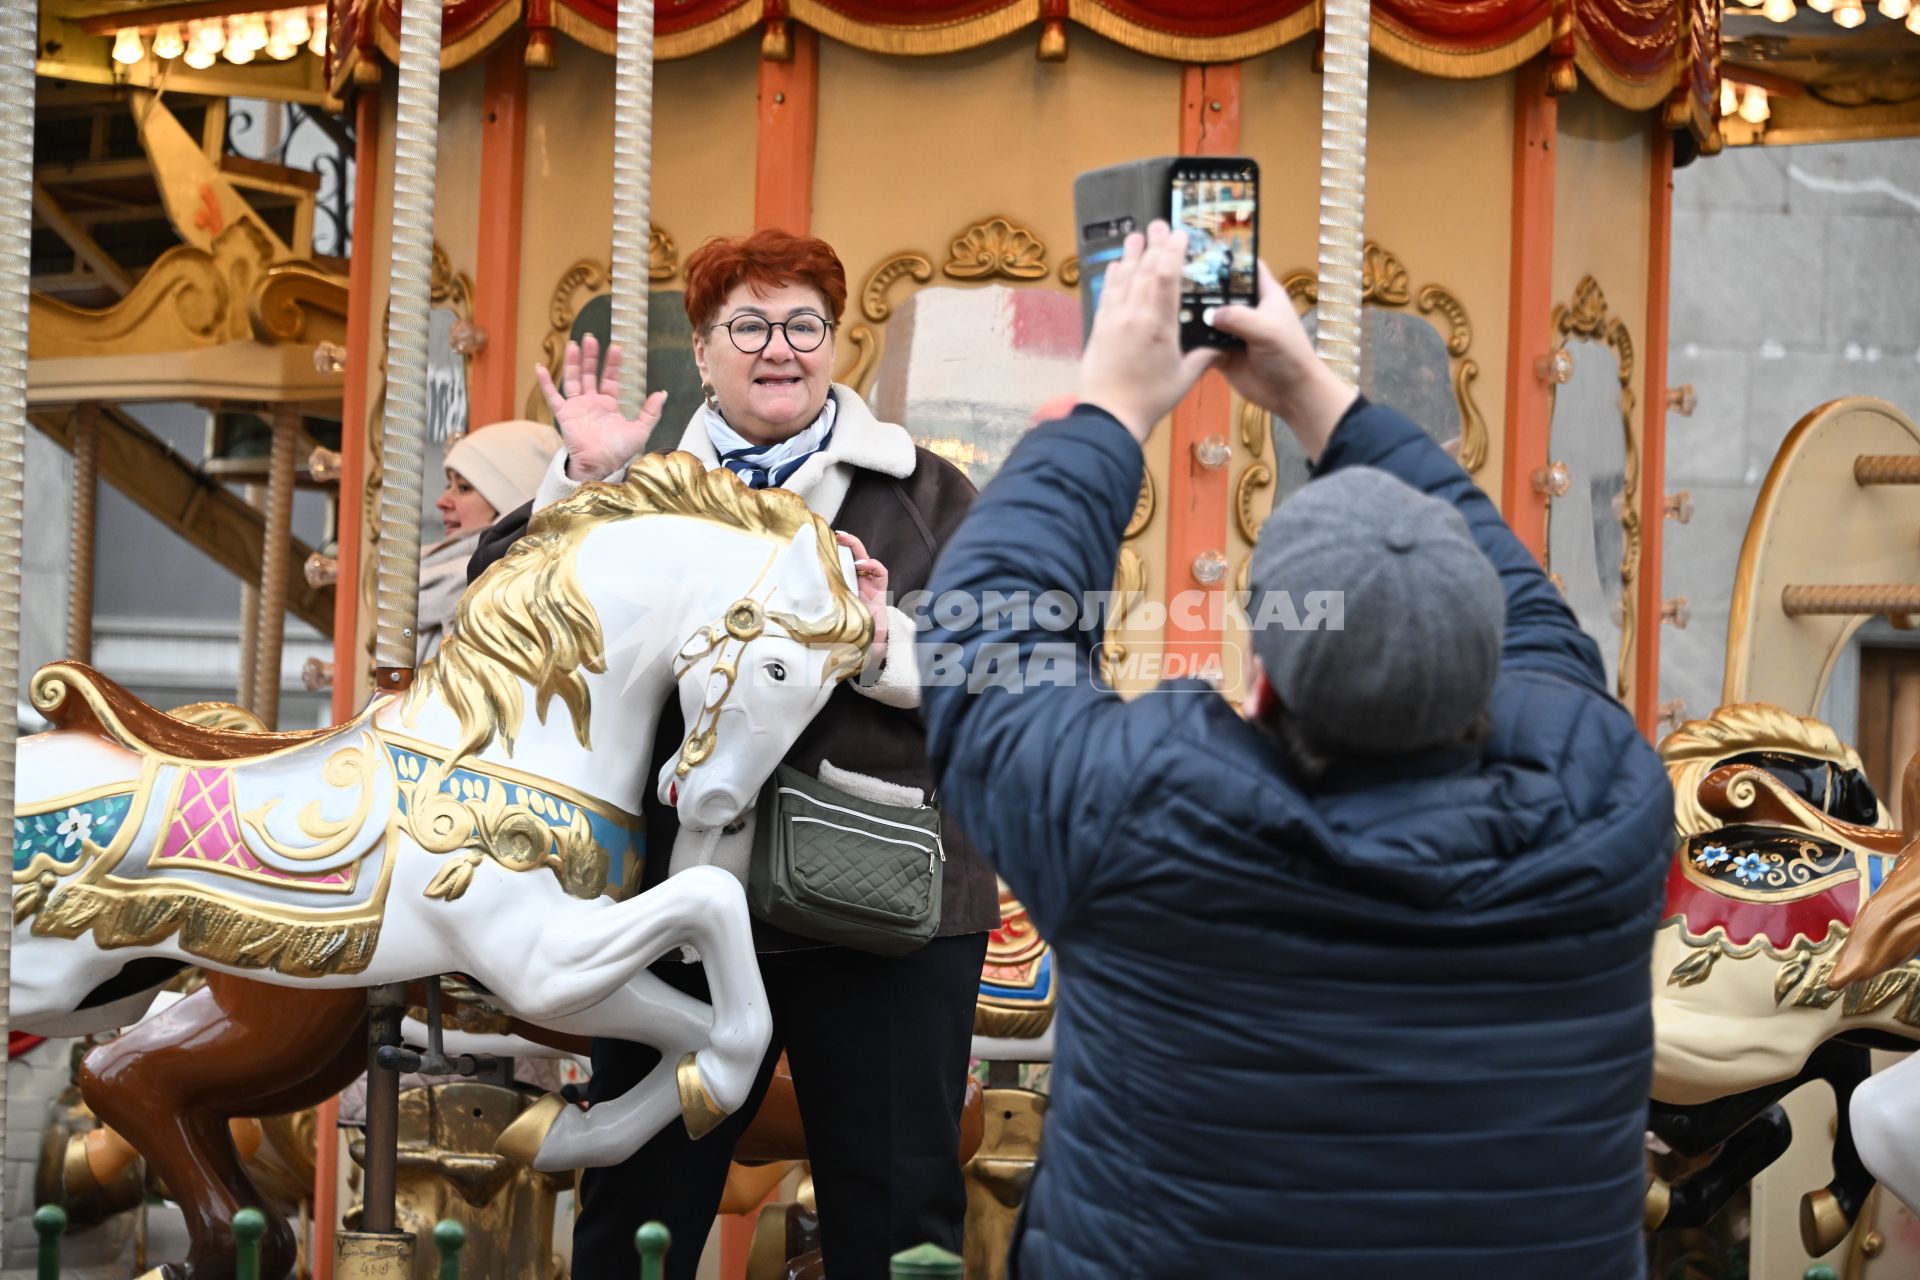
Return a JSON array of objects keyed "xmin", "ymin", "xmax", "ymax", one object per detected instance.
[
  {"xmin": 1280, "ymin": 241, "xmax": 1488, "ymax": 475},
  {"xmin": 861, "ymin": 254, "xmax": 935, "ymax": 323},
  {"xmin": 1126, "ymin": 471, "xmax": 1154, "ymax": 540},
  {"xmin": 1234, "ymin": 463, "xmax": 1273, "ymax": 547},
  {"xmin": 251, "ymin": 261, "xmax": 351, "ymax": 343},
  {"xmin": 1550, "ymin": 274, "xmax": 1641, "ymax": 703},
  {"xmin": 1059, "ymin": 257, "xmax": 1080, "ymax": 287},
  {"xmin": 843, "ymin": 217, "xmax": 1062, "ymax": 399},
  {"xmin": 1099, "ymin": 546, "xmax": 1148, "ymax": 688},
  {"xmin": 30, "ymin": 220, "xmax": 274, "ymax": 360},
  {"xmin": 1237, "ymin": 398, "xmax": 1266, "ymax": 461},
  {"xmin": 943, "ymin": 216, "xmax": 1049, "ymax": 282}
]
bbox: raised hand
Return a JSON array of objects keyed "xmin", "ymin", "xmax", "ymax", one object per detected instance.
[
  {"xmin": 533, "ymin": 334, "xmax": 670, "ymax": 482},
  {"xmin": 835, "ymin": 531, "xmax": 890, "ymax": 665},
  {"xmin": 1078, "ymin": 222, "xmax": 1221, "ymax": 443},
  {"xmin": 1207, "ymin": 261, "xmax": 1357, "ymax": 463}
]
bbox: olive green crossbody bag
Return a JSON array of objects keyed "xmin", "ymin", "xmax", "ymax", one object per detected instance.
[{"xmin": 748, "ymin": 763, "xmax": 944, "ymax": 956}]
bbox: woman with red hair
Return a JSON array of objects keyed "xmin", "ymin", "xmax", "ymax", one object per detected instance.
[{"xmin": 485, "ymin": 228, "xmax": 996, "ymax": 1278}]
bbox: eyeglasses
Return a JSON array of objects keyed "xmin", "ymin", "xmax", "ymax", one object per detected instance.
[{"xmin": 710, "ymin": 313, "xmax": 834, "ymax": 354}]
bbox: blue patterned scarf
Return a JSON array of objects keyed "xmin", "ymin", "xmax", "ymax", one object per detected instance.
[{"xmin": 706, "ymin": 393, "xmax": 838, "ymax": 490}]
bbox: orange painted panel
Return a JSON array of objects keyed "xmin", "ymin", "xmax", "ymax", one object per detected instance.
[
  {"xmin": 471, "ymin": 35, "xmax": 529, "ymax": 426},
  {"xmin": 1501, "ymin": 60, "xmax": 1556, "ymax": 562},
  {"xmin": 1166, "ymin": 64, "xmax": 1241, "ymax": 672},
  {"xmin": 756, "ymin": 29, "xmax": 819, "ymax": 233},
  {"xmin": 1637, "ymin": 125, "xmax": 1673, "ymax": 737}
]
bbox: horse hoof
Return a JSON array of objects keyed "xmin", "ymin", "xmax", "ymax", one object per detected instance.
[
  {"xmin": 496, "ymin": 1092, "xmax": 568, "ymax": 1167},
  {"xmin": 1801, "ymin": 1187, "xmax": 1853, "ymax": 1255},
  {"xmin": 678, "ymin": 1051, "xmax": 730, "ymax": 1140},
  {"xmin": 1646, "ymin": 1176, "xmax": 1672, "ymax": 1231}
]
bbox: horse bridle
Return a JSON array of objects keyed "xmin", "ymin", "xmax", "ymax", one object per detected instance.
[{"xmin": 671, "ymin": 596, "xmax": 793, "ymax": 779}]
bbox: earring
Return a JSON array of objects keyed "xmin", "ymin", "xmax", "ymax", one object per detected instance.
[{"xmin": 701, "ymin": 382, "xmax": 719, "ymax": 410}]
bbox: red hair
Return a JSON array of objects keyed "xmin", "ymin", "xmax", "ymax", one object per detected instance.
[{"xmin": 683, "ymin": 230, "xmax": 849, "ymax": 330}]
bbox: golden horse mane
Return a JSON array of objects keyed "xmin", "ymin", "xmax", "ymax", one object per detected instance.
[
  {"xmin": 1660, "ymin": 702, "xmax": 1879, "ymax": 841},
  {"xmin": 403, "ymin": 451, "xmax": 869, "ymax": 771}
]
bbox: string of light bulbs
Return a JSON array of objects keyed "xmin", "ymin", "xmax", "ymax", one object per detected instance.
[
  {"xmin": 111, "ymin": 7, "xmax": 327, "ymax": 69},
  {"xmin": 1727, "ymin": 0, "xmax": 1920, "ymax": 32}
]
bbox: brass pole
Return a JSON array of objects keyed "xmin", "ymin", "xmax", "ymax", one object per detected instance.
[
  {"xmin": 1781, "ymin": 584, "xmax": 1920, "ymax": 617},
  {"xmin": 1855, "ymin": 455, "xmax": 1920, "ymax": 485},
  {"xmin": 237, "ymin": 482, "xmax": 263, "ymax": 710},
  {"xmin": 254, "ymin": 410, "xmax": 298, "ymax": 728},
  {"xmin": 609, "ymin": 0, "xmax": 658, "ymax": 414},
  {"xmin": 1315, "ymin": 0, "xmax": 1372, "ymax": 386},
  {"xmin": 0, "ymin": 0, "xmax": 36, "ymax": 1200},
  {"xmin": 66, "ymin": 403, "xmax": 100, "ymax": 665},
  {"xmin": 372, "ymin": 0, "xmax": 445, "ymax": 685}
]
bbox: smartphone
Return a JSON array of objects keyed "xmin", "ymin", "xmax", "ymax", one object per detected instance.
[
  {"xmin": 1169, "ymin": 158, "xmax": 1258, "ymax": 350},
  {"xmin": 1072, "ymin": 156, "xmax": 1260, "ymax": 351}
]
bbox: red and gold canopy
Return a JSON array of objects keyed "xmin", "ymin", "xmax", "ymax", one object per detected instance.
[{"xmin": 327, "ymin": 0, "xmax": 1716, "ymax": 133}]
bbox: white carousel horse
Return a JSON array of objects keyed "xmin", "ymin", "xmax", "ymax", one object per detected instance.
[{"xmin": 10, "ymin": 453, "xmax": 870, "ymax": 1172}]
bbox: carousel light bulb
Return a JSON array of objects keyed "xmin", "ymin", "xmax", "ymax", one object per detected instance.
[
  {"xmin": 190, "ymin": 18, "xmax": 224, "ymax": 52},
  {"xmin": 239, "ymin": 14, "xmax": 270, "ymax": 50},
  {"xmin": 1764, "ymin": 0, "xmax": 1797, "ymax": 19},
  {"xmin": 1910, "ymin": 6, "xmax": 1920, "ymax": 28},
  {"xmin": 308, "ymin": 8, "xmax": 327, "ymax": 56},
  {"xmin": 1835, "ymin": 0, "xmax": 1868, "ymax": 25},
  {"xmin": 1721, "ymin": 79, "xmax": 1739, "ymax": 116},
  {"xmin": 225, "ymin": 40, "xmax": 256, "ymax": 64},
  {"xmin": 111, "ymin": 29, "xmax": 144, "ymax": 65},
  {"xmin": 282, "ymin": 8, "xmax": 311, "ymax": 44},
  {"xmin": 151, "ymin": 24, "xmax": 185, "ymax": 58},
  {"xmin": 265, "ymin": 22, "xmax": 297, "ymax": 58},
  {"xmin": 1809, "ymin": 0, "xmax": 1835, "ymax": 12},
  {"xmin": 1882, "ymin": 0, "xmax": 1911, "ymax": 17},
  {"xmin": 184, "ymin": 46, "xmax": 216, "ymax": 69},
  {"xmin": 1739, "ymin": 84, "xmax": 1772, "ymax": 123}
]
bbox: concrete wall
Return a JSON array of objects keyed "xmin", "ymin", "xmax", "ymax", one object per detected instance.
[{"xmin": 1661, "ymin": 138, "xmax": 1920, "ymax": 727}]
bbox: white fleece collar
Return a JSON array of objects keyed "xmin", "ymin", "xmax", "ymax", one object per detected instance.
[{"xmin": 674, "ymin": 385, "xmax": 915, "ymax": 484}]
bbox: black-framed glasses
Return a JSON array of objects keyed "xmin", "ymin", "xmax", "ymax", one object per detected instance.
[{"xmin": 710, "ymin": 313, "xmax": 834, "ymax": 354}]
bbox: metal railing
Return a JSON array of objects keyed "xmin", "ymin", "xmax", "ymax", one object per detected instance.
[{"xmin": 30, "ymin": 1205, "xmax": 965, "ymax": 1277}]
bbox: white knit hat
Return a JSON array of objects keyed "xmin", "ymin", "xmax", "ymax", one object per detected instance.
[{"xmin": 444, "ymin": 420, "xmax": 561, "ymax": 514}]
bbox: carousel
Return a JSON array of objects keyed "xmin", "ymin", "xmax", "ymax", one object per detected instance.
[{"xmin": 5, "ymin": 0, "xmax": 1920, "ymax": 1277}]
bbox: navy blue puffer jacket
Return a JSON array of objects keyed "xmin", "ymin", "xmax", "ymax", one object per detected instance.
[{"xmin": 922, "ymin": 400, "xmax": 1673, "ymax": 1279}]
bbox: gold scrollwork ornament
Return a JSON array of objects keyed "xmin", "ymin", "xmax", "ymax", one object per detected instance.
[{"xmin": 943, "ymin": 216, "xmax": 1049, "ymax": 281}]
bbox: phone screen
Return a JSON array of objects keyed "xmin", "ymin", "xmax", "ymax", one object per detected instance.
[
  {"xmin": 1172, "ymin": 171, "xmax": 1255, "ymax": 303},
  {"xmin": 1170, "ymin": 163, "xmax": 1257, "ymax": 347}
]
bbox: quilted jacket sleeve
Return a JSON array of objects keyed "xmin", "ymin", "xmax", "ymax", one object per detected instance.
[
  {"xmin": 921, "ymin": 409, "xmax": 1166, "ymax": 939},
  {"xmin": 1311, "ymin": 399, "xmax": 1609, "ymax": 698}
]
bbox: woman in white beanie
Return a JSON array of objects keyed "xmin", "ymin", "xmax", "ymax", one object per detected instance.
[{"xmin": 418, "ymin": 418, "xmax": 560, "ymax": 662}]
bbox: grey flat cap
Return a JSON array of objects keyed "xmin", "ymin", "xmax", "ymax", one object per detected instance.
[{"xmin": 1247, "ymin": 466, "xmax": 1505, "ymax": 756}]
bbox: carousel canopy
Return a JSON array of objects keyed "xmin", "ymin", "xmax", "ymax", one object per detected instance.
[{"xmin": 324, "ymin": 0, "xmax": 1719, "ymax": 136}]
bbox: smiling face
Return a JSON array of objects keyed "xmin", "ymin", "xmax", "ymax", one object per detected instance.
[
  {"xmin": 692, "ymin": 280, "xmax": 837, "ymax": 447},
  {"xmin": 437, "ymin": 467, "xmax": 499, "ymax": 538}
]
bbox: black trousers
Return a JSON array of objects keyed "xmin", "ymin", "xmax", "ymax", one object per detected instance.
[{"xmin": 572, "ymin": 932, "xmax": 989, "ymax": 1280}]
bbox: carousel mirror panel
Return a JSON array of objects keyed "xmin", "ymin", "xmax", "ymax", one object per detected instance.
[
  {"xmin": 1544, "ymin": 276, "xmax": 1638, "ymax": 702},
  {"xmin": 1265, "ymin": 244, "xmax": 1487, "ymax": 510},
  {"xmin": 868, "ymin": 284, "xmax": 1083, "ymax": 489}
]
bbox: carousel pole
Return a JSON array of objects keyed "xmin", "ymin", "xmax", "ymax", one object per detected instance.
[
  {"xmin": 1314, "ymin": 0, "xmax": 1372, "ymax": 386},
  {"xmin": 609, "ymin": 0, "xmax": 657, "ymax": 412},
  {"xmin": 0, "ymin": 0, "xmax": 33, "ymax": 1229},
  {"xmin": 253, "ymin": 408, "xmax": 299, "ymax": 728},
  {"xmin": 344, "ymin": 0, "xmax": 442, "ymax": 1265},
  {"xmin": 67, "ymin": 403, "xmax": 101, "ymax": 666}
]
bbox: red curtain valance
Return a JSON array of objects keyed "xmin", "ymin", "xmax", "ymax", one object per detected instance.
[{"xmin": 328, "ymin": 0, "xmax": 1712, "ymax": 137}]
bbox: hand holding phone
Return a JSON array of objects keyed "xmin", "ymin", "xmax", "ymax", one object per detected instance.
[
  {"xmin": 1072, "ymin": 156, "xmax": 1261, "ymax": 353},
  {"xmin": 1169, "ymin": 159, "xmax": 1260, "ymax": 351}
]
